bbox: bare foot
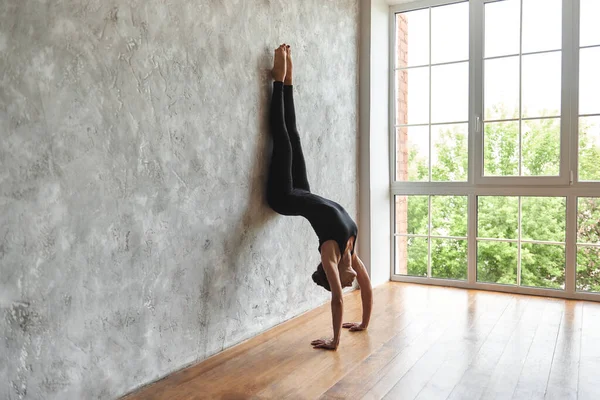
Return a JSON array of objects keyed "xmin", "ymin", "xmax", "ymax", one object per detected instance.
[
  {"xmin": 272, "ymin": 44, "xmax": 287, "ymax": 82},
  {"xmin": 284, "ymin": 45, "xmax": 293, "ymax": 85}
]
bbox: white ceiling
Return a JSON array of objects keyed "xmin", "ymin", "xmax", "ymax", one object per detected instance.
[{"xmin": 386, "ymin": 0, "xmax": 422, "ymax": 4}]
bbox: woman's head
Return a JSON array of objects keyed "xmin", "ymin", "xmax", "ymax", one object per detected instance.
[{"xmin": 312, "ymin": 250, "xmax": 357, "ymax": 291}]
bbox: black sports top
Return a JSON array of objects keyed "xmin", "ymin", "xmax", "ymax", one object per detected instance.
[{"xmin": 294, "ymin": 189, "xmax": 358, "ymax": 256}]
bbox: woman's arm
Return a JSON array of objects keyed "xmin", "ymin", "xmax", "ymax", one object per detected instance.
[
  {"xmin": 342, "ymin": 254, "xmax": 372, "ymax": 331},
  {"xmin": 354, "ymin": 254, "xmax": 372, "ymax": 328},
  {"xmin": 311, "ymin": 242, "xmax": 344, "ymax": 350}
]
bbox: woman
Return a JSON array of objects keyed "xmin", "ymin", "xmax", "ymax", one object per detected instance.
[{"xmin": 267, "ymin": 44, "xmax": 373, "ymax": 350}]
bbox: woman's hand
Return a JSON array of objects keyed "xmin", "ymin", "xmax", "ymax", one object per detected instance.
[
  {"xmin": 342, "ymin": 322, "xmax": 367, "ymax": 331},
  {"xmin": 311, "ymin": 338, "xmax": 338, "ymax": 350}
]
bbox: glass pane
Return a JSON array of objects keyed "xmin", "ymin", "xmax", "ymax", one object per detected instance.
[
  {"xmin": 522, "ymin": 118, "xmax": 561, "ymax": 176},
  {"xmin": 484, "ymin": 57, "xmax": 519, "ymax": 120},
  {"xmin": 522, "ymin": 52, "xmax": 562, "ymax": 118},
  {"xmin": 522, "ymin": 0, "xmax": 562, "ymax": 53},
  {"xmin": 579, "ymin": 47, "xmax": 600, "ymax": 115},
  {"xmin": 396, "ymin": 9, "xmax": 429, "ymax": 68},
  {"xmin": 577, "ymin": 246, "xmax": 600, "ymax": 292},
  {"xmin": 431, "ymin": 196, "xmax": 467, "ymax": 237},
  {"xmin": 396, "ymin": 68, "xmax": 429, "ymax": 125},
  {"xmin": 485, "ymin": 0, "xmax": 520, "ymax": 58},
  {"xmin": 431, "ymin": 62, "xmax": 468, "ymax": 123},
  {"xmin": 478, "ymin": 196, "xmax": 519, "ymax": 240},
  {"xmin": 579, "ymin": 117, "xmax": 600, "ymax": 181},
  {"xmin": 395, "ymin": 126, "xmax": 429, "ymax": 182},
  {"xmin": 395, "ymin": 195, "xmax": 429, "ymax": 236},
  {"xmin": 521, "ymin": 244, "xmax": 565, "ymax": 289},
  {"xmin": 577, "ymin": 198, "xmax": 600, "ymax": 244},
  {"xmin": 581, "ymin": 0, "xmax": 600, "ymax": 47},
  {"xmin": 483, "ymin": 121, "xmax": 519, "ymax": 177},
  {"xmin": 477, "ymin": 241, "xmax": 518, "ymax": 285},
  {"xmin": 521, "ymin": 197, "xmax": 566, "ymax": 242},
  {"xmin": 431, "ymin": 124, "xmax": 468, "ymax": 182},
  {"xmin": 431, "ymin": 2, "xmax": 469, "ymax": 64},
  {"xmin": 432, "ymin": 239, "xmax": 467, "ymax": 280},
  {"xmin": 396, "ymin": 236, "xmax": 428, "ymax": 276}
]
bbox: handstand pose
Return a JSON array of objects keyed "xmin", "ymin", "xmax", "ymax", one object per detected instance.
[{"xmin": 267, "ymin": 44, "xmax": 373, "ymax": 350}]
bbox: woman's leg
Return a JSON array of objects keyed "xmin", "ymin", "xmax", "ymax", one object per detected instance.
[
  {"xmin": 267, "ymin": 81, "xmax": 295, "ymax": 213},
  {"xmin": 283, "ymin": 46, "xmax": 311, "ymax": 192},
  {"xmin": 284, "ymin": 85, "xmax": 311, "ymax": 192}
]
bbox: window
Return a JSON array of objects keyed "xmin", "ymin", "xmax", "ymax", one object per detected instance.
[{"xmin": 390, "ymin": 0, "xmax": 600, "ymax": 300}]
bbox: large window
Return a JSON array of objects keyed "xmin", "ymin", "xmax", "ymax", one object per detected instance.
[{"xmin": 391, "ymin": 0, "xmax": 600, "ymax": 300}]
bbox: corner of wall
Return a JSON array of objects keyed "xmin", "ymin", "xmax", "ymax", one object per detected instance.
[{"xmin": 359, "ymin": 0, "xmax": 391, "ymax": 288}]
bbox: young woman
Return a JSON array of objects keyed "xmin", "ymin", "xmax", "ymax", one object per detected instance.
[{"xmin": 267, "ymin": 44, "xmax": 373, "ymax": 350}]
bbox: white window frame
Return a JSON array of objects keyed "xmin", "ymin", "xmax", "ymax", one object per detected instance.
[{"xmin": 389, "ymin": 0, "xmax": 600, "ymax": 301}]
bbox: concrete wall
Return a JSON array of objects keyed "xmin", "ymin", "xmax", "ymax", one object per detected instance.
[{"xmin": 0, "ymin": 1, "xmax": 359, "ymax": 398}]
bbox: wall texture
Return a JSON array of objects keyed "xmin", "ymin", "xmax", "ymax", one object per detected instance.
[{"xmin": 0, "ymin": 1, "xmax": 359, "ymax": 398}]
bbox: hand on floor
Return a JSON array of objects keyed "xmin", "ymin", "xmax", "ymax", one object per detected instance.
[
  {"xmin": 311, "ymin": 338, "xmax": 338, "ymax": 350},
  {"xmin": 342, "ymin": 322, "xmax": 366, "ymax": 331}
]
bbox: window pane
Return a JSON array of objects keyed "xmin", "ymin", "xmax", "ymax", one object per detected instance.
[
  {"xmin": 485, "ymin": 0, "xmax": 520, "ymax": 58},
  {"xmin": 431, "ymin": 2, "xmax": 469, "ymax": 64},
  {"xmin": 579, "ymin": 47, "xmax": 600, "ymax": 115},
  {"xmin": 431, "ymin": 62, "xmax": 468, "ymax": 123},
  {"xmin": 396, "ymin": 236, "xmax": 428, "ymax": 276},
  {"xmin": 579, "ymin": 117, "xmax": 600, "ymax": 181},
  {"xmin": 577, "ymin": 198, "xmax": 600, "ymax": 245},
  {"xmin": 521, "ymin": 197, "xmax": 566, "ymax": 242},
  {"xmin": 431, "ymin": 124, "xmax": 468, "ymax": 182},
  {"xmin": 396, "ymin": 9, "xmax": 429, "ymax": 68},
  {"xmin": 396, "ymin": 68, "xmax": 429, "ymax": 125},
  {"xmin": 431, "ymin": 196, "xmax": 467, "ymax": 237},
  {"xmin": 581, "ymin": 0, "xmax": 600, "ymax": 47},
  {"xmin": 522, "ymin": 118, "xmax": 561, "ymax": 176},
  {"xmin": 577, "ymin": 246, "xmax": 600, "ymax": 292},
  {"xmin": 477, "ymin": 241, "xmax": 518, "ymax": 285},
  {"xmin": 521, "ymin": 244, "xmax": 565, "ymax": 289},
  {"xmin": 483, "ymin": 121, "xmax": 519, "ymax": 177},
  {"xmin": 484, "ymin": 57, "xmax": 519, "ymax": 120},
  {"xmin": 395, "ymin": 195, "xmax": 429, "ymax": 235},
  {"xmin": 522, "ymin": 0, "xmax": 562, "ymax": 53},
  {"xmin": 478, "ymin": 196, "xmax": 519, "ymax": 240},
  {"xmin": 432, "ymin": 239, "xmax": 467, "ymax": 280},
  {"xmin": 522, "ymin": 52, "xmax": 562, "ymax": 118},
  {"xmin": 395, "ymin": 126, "xmax": 429, "ymax": 182}
]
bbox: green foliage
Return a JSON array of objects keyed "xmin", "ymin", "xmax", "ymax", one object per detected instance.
[
  {"xmin": 579, "ymin": 118, "xmax": 600, "ymax": 181},
  {"xmin": 401, "ymin": 107, "xmax": 600, "ymax": 290},
  {"xmin": 477, "ymin": 241, "xmax": 517, "ymax": 285},
  {"xmin": 431, "ymin": 239, "xmax": 467, "ymax": 280},
  {"xmin": 432, "ymin": 126, "xmax": 468, "ymax": 182},
  {"xmin": 577, "ymin": 197, "xmax": 600, "ymax": 292},
  {"xmin": 484, "ymin": 121, "xmax": 519, "ymax": 176},
  {"xmin": 522, "ymin": 118, "xmax": 561, "ymax": 176},
  {"xmin": 407, "ymin": 237, "xmax": 428, "ymax": 276}
]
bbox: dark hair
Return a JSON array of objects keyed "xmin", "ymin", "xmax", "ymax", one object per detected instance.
[{"xmin": 312, "ymin": 262, "xmax": 331, "ymax": 291}]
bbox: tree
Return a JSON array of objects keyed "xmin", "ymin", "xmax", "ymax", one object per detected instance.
[{"xmin": 403, "ymin": 107, "xmax": 600, "ymax": 291}]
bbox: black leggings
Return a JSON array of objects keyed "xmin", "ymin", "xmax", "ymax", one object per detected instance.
[{"xmin": 267, "ymin": 82, "xmax": 311, "ymax": 215}]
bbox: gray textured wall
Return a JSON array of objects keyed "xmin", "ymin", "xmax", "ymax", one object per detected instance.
[{"xmin": 0, "ymin": 1, "xmax": 359, "ymax": 398}]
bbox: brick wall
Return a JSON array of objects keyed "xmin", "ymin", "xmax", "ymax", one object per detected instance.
[{"xmin": 395, "ymin": 14, "xmax": 409, "ymax": 275}]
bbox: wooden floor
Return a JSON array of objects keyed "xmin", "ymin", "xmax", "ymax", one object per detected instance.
[{"xmin": 125, "ymin": 283, "xmax": 600, "ymax": 400}]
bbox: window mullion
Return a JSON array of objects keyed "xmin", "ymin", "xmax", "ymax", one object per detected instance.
[
  {"xmin": 565, "ymin": 0, "xmax": 580, "ymax": 295},
  {"xmin": 517, "ymin": 196, "xmax": 522, "ymax": 286},
  {"xmin": 468, "ymin": 194, "xmax": 477, "ymax": 284},
  {"xmin": 566, "ymin": 195, "xmax": 577, "ymax": 294},
  {"xmin": 518, "ymin": 0, "xmax": 523, "ymax": 177},
  {"xmin": 472, "ymin": 0, "xmax": 484, "ymax": 184}
]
